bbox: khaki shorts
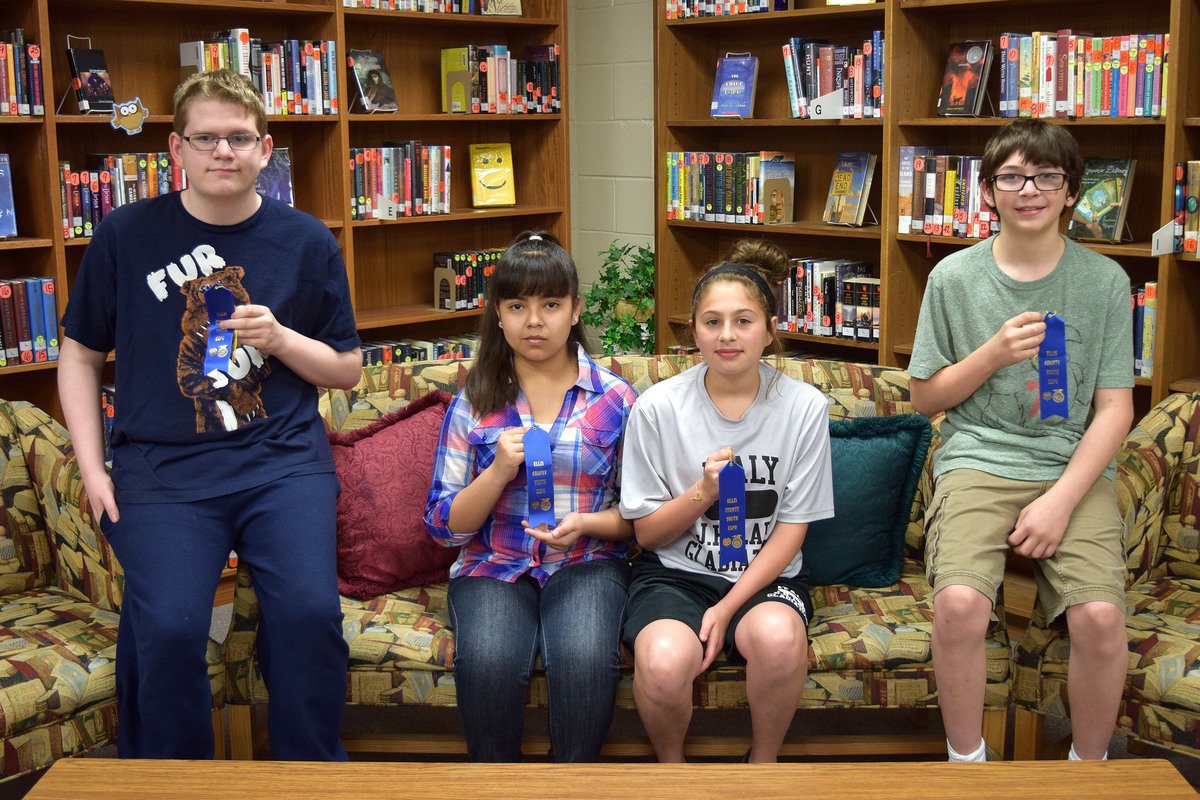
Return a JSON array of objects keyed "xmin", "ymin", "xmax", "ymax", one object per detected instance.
[{"xmin": 925, "ymin": 469, "xmax": 1126, "ymax": 621}]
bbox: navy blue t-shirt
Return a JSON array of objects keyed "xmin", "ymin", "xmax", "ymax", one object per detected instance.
[{"xmin": 62, "ymin": 192, "xmax": 360, "ymax": 504}]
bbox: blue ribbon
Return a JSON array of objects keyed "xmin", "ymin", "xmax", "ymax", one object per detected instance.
[
  {"xmin": 203, "ymin": 286, "xmax": 237, "ymax": 375},
  {"xmin": 1039, "ymin": 312, "xmax": 1069, "ymax": 420},
  {"xmin": 718, "ymin": 459, "xmax": 748, "ymax": 569},
  {"xmin": 523, "ymin": 425, "xmax": 556, "ymax": 529}
]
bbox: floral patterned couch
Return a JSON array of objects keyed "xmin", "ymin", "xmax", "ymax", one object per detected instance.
[
  {"xmin": 1015, "ymin": 391, "xmax": 1200, "ymax": 760},
  {"xmin": 0, "ymin": 400, "xmax": 225, "ymax": 780},
  {"xmin": 224, "ymin": 355, "xmax": 1013, "ymax": 759}
]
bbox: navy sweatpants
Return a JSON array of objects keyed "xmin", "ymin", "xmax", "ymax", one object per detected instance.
[{"xmin": 100, "ymin": 471, "xmax": 348, "ymax": 760}]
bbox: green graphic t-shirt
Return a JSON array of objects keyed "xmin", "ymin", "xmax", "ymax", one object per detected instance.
[{"xmin": 909, "ymin": 236, "xmax": 1133, "ymax": 481}]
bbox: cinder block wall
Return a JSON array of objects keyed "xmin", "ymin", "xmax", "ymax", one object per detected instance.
[{"xmin": 568, "ymin": 0, "xmax": 655, "ymax": 292}]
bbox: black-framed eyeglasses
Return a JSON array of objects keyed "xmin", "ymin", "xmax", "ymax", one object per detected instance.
[
  {"xmin": 989, "ymin": 172, "xmax": 1069, "ymax": 192},
  {"xmin": 182, "ymin": 133, "xmax": 261, "ymax": 152}
]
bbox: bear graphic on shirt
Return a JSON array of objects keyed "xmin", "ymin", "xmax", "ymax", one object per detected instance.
[{"xmin": 176, "ymin": 266, "xmax": 271, "ymax": 433}]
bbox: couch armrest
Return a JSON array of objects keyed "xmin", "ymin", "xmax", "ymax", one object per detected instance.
[
  {"xmin": 1117, "ymin": 392, "xmax": 1199, "ymax": 585},
  {"xmin": 3, "ymin": 400, "xmax": 124, "ymax": 611}
]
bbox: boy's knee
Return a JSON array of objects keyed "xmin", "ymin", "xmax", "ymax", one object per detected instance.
[
  {"xmin": 1067, "ymin": 601, "xmax": 1127, "ymax": 653},
  {"xmin": 933, "ymin": 585, "xmax": 992, "ymax": 639}
]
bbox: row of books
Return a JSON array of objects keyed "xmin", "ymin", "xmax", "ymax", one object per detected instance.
[
  {"xmin": 342, "ymin": 0, "xmax": 522, "ymax": 14},
  {"xmin": 350, "ymin": 143, "xmax": 451, "ymax": 221},
  {"xmin": 664, "ymin": 151, "xmax": 796, "ymax": 225},
  {"xmin": 59, "ymin": 153, "xmax": 185, "ymax": 240},
  {"xmin": 435, "ymin": 248, "xmax": 502, "ymax": 312},
  {"xmin": 782, "ymin": 32, "xmax": 884, "ymax": 119},
  {"xmin": 1133, "ymin": 282, "xmax": 1157, "ymax": 378},
  {"xmin": 666, "ymin": 0, "xmax": 785, "ymax": 19},
  {"xmin": 776, "ymin": 258, "xmax": 879, "ymax": 342},
  {"xmin": 897, "ymin": 149, "xmax": 997, "ymax": 240},
  {"xmin": 1175, "ymin": 162, "xmax": 1200, "ymax": 255},
  {"xmin": 360, "ymin": 333, "xmax": 482, "ymax": 366},
  {"xmin": 989, "ymin": 32, "xmax": 1170, "ymax": 119},
  {"xmin": 0, "ymin": 29, "xmax": 43, "ymax": 116},
  {"xmin": 438, "ymin": 44, "xmax": 561, "ymax": 115},
  {"xmin": 0, "ymin": 277, "xmax": 58, "ymax": 367},
  {"xmin": 179, "ymin": 31, "xmax": 339, "ymax": 116}
]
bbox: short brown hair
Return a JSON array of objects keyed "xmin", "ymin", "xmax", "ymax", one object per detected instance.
[
  {"xmin": 173, "ymin": 69, "xmax": 268, "ymax": 137},
  {"xmin": 980, "ymin": 119, "xmax": 1083, "ymax": 197}
]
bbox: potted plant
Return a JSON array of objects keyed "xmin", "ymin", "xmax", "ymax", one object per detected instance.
[{"xmin": 582, "ymin": 240, "xmax": 655, "ymax": 355}]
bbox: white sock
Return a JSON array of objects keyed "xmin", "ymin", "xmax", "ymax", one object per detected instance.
[
  {"xmin": 947, "ymin": 738, "xmax": 987, "ymax": 762},
  {"xmin": 1068, "ymin": 744, "xmax": 1108, "ymax": 761}
]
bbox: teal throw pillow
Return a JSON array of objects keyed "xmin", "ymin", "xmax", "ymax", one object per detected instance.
[{"xmin": 801, "ymin": 414, "xmax": 932, "ymax": 588}]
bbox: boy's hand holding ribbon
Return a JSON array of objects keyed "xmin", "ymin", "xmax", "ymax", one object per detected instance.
[
  {"xmin": 219, "ymin": 304, "xmax": 286, "ymax": 356},
  {"xmin": 987, "ymin": 310, "xmax": 1046, "ymax": 367}
]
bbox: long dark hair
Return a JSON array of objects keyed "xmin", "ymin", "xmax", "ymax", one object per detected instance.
[{"xmin": 465, "ymin": 230, "xmax": 590, "ymax": 416}]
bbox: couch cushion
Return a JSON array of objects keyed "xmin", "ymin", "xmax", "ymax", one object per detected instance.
[
  {"xmin": 0, "ymin": 588, "xmax": 119, "ymax": 737},
  {"xmin": 330, "ymin": 392, "xmax": 456, "ymax": 599},
  {"xmin": 803, "ymin": 415, "xmax": 932, "ymax": 587},
  {"xmin": 0, "ymin": 401, "xmax": 57, "ymax": 595}
]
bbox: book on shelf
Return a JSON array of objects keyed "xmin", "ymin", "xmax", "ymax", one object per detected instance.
[
  {"xmin": 469, "ymin": 143, "xmax": 515, "ymax": 208},
  {"xmin": 342, "ymin": 0, "xmax": 493, "ymax": 15},
  {"xmin": 711, "ymin": 54, "xmax": 758, "ymax": 118},
  {"xmin": 100, "ymin": 383, "xmax": 115, "ymax": 466},
  {"xmin": 441, "ymin": 48, "xmax": 471, "ymax": 114},
  {"xmin": 482, "ymin": 0, "xmax": 521, "ymax": 15},
  {"xmin": 255, "ymin": 147, "xmax": 294, "ymax": 206},
  {"xmin": 65, "ymin": 46, "xmax": 115, "ymax": 114},
  {"xmin": 433, "ymin": 248, "xmax": 502, "ymax": 312},
  {"xmin": 0, "ymin": 30, "xmax": 43, "ymax": 116},
  {"xmin": 937, "ymin": 40, "xmax": 993, "ymax": 117},
  {"xmin": 1067, "ymin": 157, "xmax": 1135, "ymax": 243},
  {"xmin": 59, "ymin": 153, "xmax": 185, "ymax": 240},
  {"xmin": 350, "ymin": 142, "xmax": 451, "ymax": 221},
  {"xmin": 182, "ymin": 33, "xmax": 338, "ymax": 116},
  {"xmin": 822, "ymin": 152, "xmax": 876, "ymax": 227},
  {"xmin": 0, "ymin": 153, "xmax": 15, "ymax": 239},
  {"xmin": 776, "ymin": 257, "xmax": 876, "ymax": 341},
  {"xmin": 996, "ymin": 32, "xmax": 1167, "ymax": 119},
  {"xmin": 896, "ymin": 147, "xmax": 997, "ymax": 239},
  {"xmin": 1132, "ymin": 281, "xmax": 1156, "ymax": 377},
  {"xmin": 664, "ymin": 151, "xmax": 795, "ymax": 225},
  {"xmin": 1181, "ymin": 161, "xmax": 1200, "ymax": 255},
  {"xmin": 0, "ymin": 277, "xmax": 56, "ymax": 367},
  {"xmin": 361, "ymin": 333, "xmax": 482, "ymax": 366},
  {"xmin": 781, "ymin": 32, "xmax": 884, "ymax": 119},
  {"xmin": 347, "ymin": 50, "xmax": 399, "ymax": 113},
  {"xmin": 665, "ymin": 0, "xmax": 786, "ymax": 20},
  {"xmin": 440, "ymin": 44, "xmax": 560, "ymax": 115}
]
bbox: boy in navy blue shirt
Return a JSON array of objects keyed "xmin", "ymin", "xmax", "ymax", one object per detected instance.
[{"xmin": 58, "ymin": 69, "xmax": 361, "ymax": 760}]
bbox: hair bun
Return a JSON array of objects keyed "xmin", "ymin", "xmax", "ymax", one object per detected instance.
[{"xmin": 723, "ymin": 238, "xmax": 789, "ymax": 285}]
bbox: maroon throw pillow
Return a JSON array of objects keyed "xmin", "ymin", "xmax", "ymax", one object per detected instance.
[{"xmin": 329, "ymin": 391, "xmax": 457, "ymax": 599}]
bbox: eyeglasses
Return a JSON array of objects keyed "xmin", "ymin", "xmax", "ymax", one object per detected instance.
[
  {"xmin": 989, "ymin": 172, "xmax": 1069, "ymax": 192},
  {"xmin": 182, "ymin": 133, "xmax": 261, "ymax": 152}
]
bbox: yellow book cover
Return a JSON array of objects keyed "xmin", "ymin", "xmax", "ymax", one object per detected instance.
[
  {"xmin": 441, "ymin": 47, "xmax": 470, "ymax": 114},
  {"xmin": 469, "ymin": 143, "xmax": 516, "ymax": 207}
]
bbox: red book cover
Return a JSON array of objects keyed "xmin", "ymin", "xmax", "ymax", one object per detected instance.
[
  {"xmin": 0, "ymin": 280, "xmax": 18, "ymax": 362},
  {"xmin": 1055, "ymin": 29, "xmax": 1073, "ymax": 116},
  {"xmin": 9, "ymin": 278, "xmax": 33, "ymax": 363}
]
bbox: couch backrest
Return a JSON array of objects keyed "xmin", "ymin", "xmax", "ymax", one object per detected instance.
[
  {"xmin": 0, "ymin": 401, "xmax": 61, "ymax": 593},
  {"xmin": 321, "ymin": 356, "xmax": 940, "ymax": 560}
]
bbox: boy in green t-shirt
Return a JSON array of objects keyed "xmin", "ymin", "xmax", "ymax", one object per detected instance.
[{"xmin": 910, "ymin": 120, "xmax": 1134, "ymax": 762}]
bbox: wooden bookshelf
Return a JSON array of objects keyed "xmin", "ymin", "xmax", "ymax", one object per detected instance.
[
  {"xmin": 654, "ymin": 0, "xmax": 1200, "ymax": 411},
  {"xmin": 1, "ymin": 0, "xmax": 570, "ymax": 420}
]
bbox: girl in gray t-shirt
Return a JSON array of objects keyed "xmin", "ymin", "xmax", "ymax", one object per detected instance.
[{"xmin": 620, "ymin": 239, "xmax": 834, "ymax": 763}]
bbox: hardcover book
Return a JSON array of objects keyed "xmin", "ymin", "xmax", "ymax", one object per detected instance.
[
  {"xmin": 710, "ymin": 54, "xmax": 758, "ymax": 117},
  {"xmin": 823, "ymin": 151, "xmax": 877, "ymax": 226},
  {"xmin": 255, "ymin": 147, "xmax": 294, "ymax": 206},
  {"xmin": 469, "ymin": 142, "xmax": 516, "ymax": 207},
  {"xmin": 66, "ymin": 47, "xmax": 114, "ymax": 114},
  {"xmin": 756, "ymin": 151, "xmax": 795, "ymax": 225},
  {"xmin": 347, "ymin": 49, "xmax": 398, "ymax": 112},
  {"xmin": 937, "ymin": 40, "xmax": 993, "ymax": 116},
  {"xmin": 0, "ymin": 153, "xmax": 15, "ymax": 239},
  {"xmin": 1068, "ymin": 156, "xmax": 1136, "ymax": 242}
]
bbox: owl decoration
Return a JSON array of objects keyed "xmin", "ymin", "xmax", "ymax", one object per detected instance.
[{"xmin": 110, "ymin": 98, "xmax": 150, "ymax": 136}]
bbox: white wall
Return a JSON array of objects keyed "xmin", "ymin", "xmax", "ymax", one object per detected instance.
[{"xmin": 568, "ymin": 0, "xmax": 656, "ymax": 291}]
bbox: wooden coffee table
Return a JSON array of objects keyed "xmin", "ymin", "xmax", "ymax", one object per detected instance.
[{"xmin": 25, "ymin": 758, "xmax": 1198, "ymax": 799}]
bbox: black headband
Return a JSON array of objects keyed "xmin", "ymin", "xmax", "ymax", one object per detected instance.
[{"xmin": 692, "ymin": 263, "xmax": 776, "ymax": 309}]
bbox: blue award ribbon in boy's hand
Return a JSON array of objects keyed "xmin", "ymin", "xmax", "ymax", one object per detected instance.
[
  {"xmin": 203, "ymin": 285, "xmax": 238, "ymax": 375},
  {"xmin": 523, "ymin": 425, "xmax": 556, "ymax": 529},
  {"xmin": 1039, "ymin": 312, "xmax": 1069, "ymax": 420},
  {"xmin": 718, "ymin": 455, "xmax": 748, "ymax": 570}
]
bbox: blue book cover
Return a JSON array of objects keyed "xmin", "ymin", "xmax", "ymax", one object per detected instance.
[
  {"xmin": 711, "ymin": 55, "xmax": 758, "ymax": 118},
  {"xmin": 255, "ymin": 147, "xmax": 294, "ymax": 206},
  {"xmin": 37, "ymin": 277, "xmax": 57, "ymax": 361},
  {"xmin": 0, "ymin": 153, "xmax": 14, "ymax": 239},
  {"xmin": 22, "ymin": 279, "xmax": 45, "ymax": 362}
]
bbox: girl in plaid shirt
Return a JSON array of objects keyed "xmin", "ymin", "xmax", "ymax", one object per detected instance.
[{"xmin": 425, "ymin": 231, "xmax": 637, "ymax": 762}]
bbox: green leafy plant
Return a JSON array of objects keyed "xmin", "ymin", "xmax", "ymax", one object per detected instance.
[{"xmin": 582, "ymin": 240, "xmax": 655, "ymax": 355}]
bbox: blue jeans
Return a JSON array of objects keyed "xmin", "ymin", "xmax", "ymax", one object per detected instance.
[{"xmin": 448, "ymin": 557, "xmax": 630, "ymax": 762}]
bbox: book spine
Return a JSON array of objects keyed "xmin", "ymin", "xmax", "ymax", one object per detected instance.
[
  {"xmin": 9, "ymin": 31, "xmax": 27, "ymax": 115},
  {"xmin": 1133, "ymin": 287, "xmax": 1144, "ymax": 374},
  {"xmin": 9, "ymin": 278, "xmax": 32, "ymax": 363},
  {"xmin": 37, "ymin": 277, "xmax": 57, "ymax": 360},
  {"xmin": 0, "ymin": 280, "xmax": 18, "ymax": 361},
  {"xmin": 1018, "ymin": 35, "xmax": 1032, "ymax": 117},
  {"xmin": 1118, "ymin": 35, "xmax": 1129, "ymax": 117},
  {"xmin": 22, "ymin": 279, "xmax": 45, "ymax": 362},
  {"xmin": 781, "ymin": 46, "xmax": 800, "ymax": 119},
  {"xmin": 1056, "ymin": 30, "xmax": 1070, "ymax": 117},
  {"xmin": 26, "ymin": 43, "xmax": 42, "ymax": 116},
  {"xmin": 1074, "ymin": 35, "xmax": 1085, "ymax": 117},
  {"xmin": 1162, "ymin": 34, "xmax": 1169, "ymax": 116},
  {"xmin": 1152, "ymin": 34, "xmax": 1163, "ymax": 117},
  {"xmin": 1142, "ymin": 282, "xmax": 1156, "ymax": 377}
]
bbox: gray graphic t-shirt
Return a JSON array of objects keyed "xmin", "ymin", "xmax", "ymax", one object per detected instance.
[
  {"xmin": 619, "ymin": 362, "xmax": 835, "ymax": 581},
  {"xmin": 909, "ymin": 235, "xmax": 1133, "ymax": 482}
]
